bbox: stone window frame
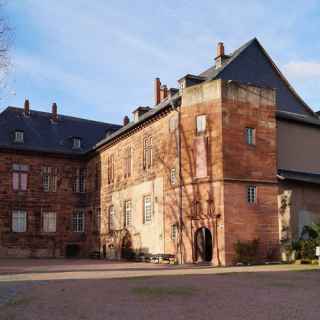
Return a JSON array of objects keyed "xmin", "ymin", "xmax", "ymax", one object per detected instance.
[
  {"xmin": 42, "ymin": 211, "xmax": 57, "ymax": 233},
  {"xmin": 73, "ymin": 168, "xmax": 86, "ymax": 193},
  {"xmin": 143, "ymin": 194, "xmax": 152, "ymax": 224},
  {"xmin": 124, "ymin": 200, "xmax": 132, "ymax": 227},
  {"xmin": 247, "ymin": 185, "xmax": 257, "ymax": 204},
  {"xmin": 12, "ymin": 164, "xmax": 29, "ymax": 192},
  {"xmin": 12, "ymin": 210, "xmax": 27, "ymax": 233},
  {"xmin": 171, "ymin": 224, "xmax": 178, "ymax": 241},
  {"xmin": 170, "ymin": 167, "xmax": 177, "ymax": 185},
  {"xmin": 169, "ymin": 115, "xmax": 178, "ymax": 133},
  {"xmin": 123, "ymin": 146, "xmax": 132, "ymax": 178},
  {"xmin": 42, "ymin": 166, "xmax": 58, "ymax": 192},
  {"xmin": 107, "ymin": 154, "xmax": 115, "ymax": 184},
  {"xmin": 196, "ymin": 114, "xmax": 207, "ymax": 135},
  {"xmin": 143, "ymin": 136, "xmax": 153, "ymax": 170},
  {"xmin": 72, "ymin": 209, "xmax": 85, "ymax": 233},
  {"xmin": 246, "ymin": 127, "xmax": 256, "ymax": 146}
]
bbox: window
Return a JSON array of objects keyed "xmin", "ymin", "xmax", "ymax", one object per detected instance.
[
  {"xmin": 12, "ymin": 164, "xmax": 29, "ymax": 191},
  {"xmin": 107, "ymin": 155, "xmax": 114, "ymax": 184},
  {"xmin": 42, "ymin": 167, "xmax": 58, "ymax": 192},
  {"xmin": 14, "ymin": 130, "xmax": 24, "ymax": 143},
  {"xmin": 124, "ymin": 200, "xmax": 132, "ymax": 227},
  {"xmin": 73, "ymin": 168, "xmax": 86, "ymax": 193},
  {"xmin": 195, "ymin": 136, "xmax": 208, "ymax": 178},
  {"xmin": 171, "ymin": 224, "xmax": 178, "ymax": 241},
  {"xmin": 196, "ymin": 115, "xmax": 206, "ymax": 134},
  {"xmin": 170, "ymin": 168, "xmax": 177, "ymax": 185},
  {"xmin": 109, "ymin": 205, "xmax": 115, "ymax": 231},
  {"xmin": 72, "ymin": 137, "xmax": 81, "ymax": 149},
  {"xmin": 246, "ymin": 127, "xmax": 256, "ymax": 145},
  {"xmin": 143, "ymin": 136, "xmax": 152, "ymax": 170},
  {"xmin": 169, "ymin": 116, "xmax": 178, "ymax": 132},
  {"xmin": 72, "ymin": 209, "xmax": 85, "ymax": 232},
  {"xmin": 247, "ymin": 186, "xmax": 257, "ymax": 204},
  {"xmin": 143, "ymin": 195, "xmax": 152, "ymax": 223},
  {"xmin": 124, "ymin": 146, "xmax": 132, "ymax": 178},
  {"xmin": 12, "ymin": 210, "xmax": 27, "ymax": 233},
  {"xmin": 42, "ymin": 212, "xmax": 56, "ymax": 232}
]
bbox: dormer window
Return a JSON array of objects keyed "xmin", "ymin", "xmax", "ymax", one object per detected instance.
[
  {"xmin": 72, "ymin": 137, "xmax": 81, "ymax": 149},
  {"xmin": 14, "ymin": 130, "xmax": 24, "ymax": 143}
]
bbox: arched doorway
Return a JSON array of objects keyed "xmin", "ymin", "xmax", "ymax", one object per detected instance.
[
  {"xmin": 195, "ymin": 227, "xmax": 213, "ymax": 262},
  {"xmin": 121, "ymin": 230, "xmax": 134, "ymax": 260}
]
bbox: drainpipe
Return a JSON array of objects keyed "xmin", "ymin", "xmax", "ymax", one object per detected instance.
[{"xmin": 171, "ymin": 99, "xmax": 183, "ymax": 264}]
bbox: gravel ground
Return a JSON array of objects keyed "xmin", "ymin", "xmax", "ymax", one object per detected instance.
[{"xmin": 0, "ymin": 259, "xmax": 319, "ymax": 320}]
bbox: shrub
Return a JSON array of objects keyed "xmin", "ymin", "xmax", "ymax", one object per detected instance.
[
  {"xmin": 300, "ymin": 239, "xmax": 320, "ymax": 260},
  {"xmin": 234, "ymin": 239, "xmax": 259, "ymax": 265}
]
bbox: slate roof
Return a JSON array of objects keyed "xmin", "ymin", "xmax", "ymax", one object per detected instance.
[
  {"xmin": 87, "ymin": 38, "xmax": 320, "ymax": 151},
  {"xmin": 0, "ymin": 107, "xmax": 121, "ymax": 155},
  {"xmin": 93, "ymin": 93, "xmax": 181, "ymax": 150},
  {"xmin": 278, "ymin": 169, "xmax": 320, "ymax": 185},
  {"xmin": 1, "ymin": 38, "xmax": 318, "ymax": 156},
  {"xmin": 199, "ymin": 38, "xmax": 316, "ymax": 117}
]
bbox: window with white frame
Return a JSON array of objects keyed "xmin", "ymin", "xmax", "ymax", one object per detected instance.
[
  {"xmin": 170, "ymin": 168, "xmax": 177, "ymax": 185},
  {"xmin": 72, "ymin": 137, "xmax": 81, "ymax": 149},
  {"xmin": 171, "ymin": 224, "xmax": 178, "ymax": 241},
  {"xmin": 14, "ymin": 130, "xmax": 24, "ymax": 143},
  {"xmin": 73, "ymin": 168, "xmax": 86, "ymax": 193},
  {"xmin": 143, "ymin": 195, "xmax": 152, "ymax": 223},
  {"xmin": 42, "ymin": 212, "xmax": 56, "ymax": 232},
  {"xmin": 247, "ymin": 186, "xmax": 257, "ymax": 204},
  {"xmin": 12, "ymin": 164, "xmax": 29, "ymax": 191},
  {"xmin": 12, "ymin": 210, "xmax": 27, "ymax": 233},
  {"xmin": 42, "ymin": 167, "xmax": 58, "ymax": 192},
  {"xmin": 196, "ymin": 115, "xmax": 207, "ymax": 134},
  {"xmin": 72, "ymin": 209, "xmax": 85, "ymax": 232},
  {"xmin": 246, "ymin": 127, "xmax": 256, "ymax": 145},
  {"xmin": 109, "ymin": 205, "xmax": 115, "ymax": 231},
  {"xmin": 124, "ymin": 200, "xmax": 132, "ymax": 227}
]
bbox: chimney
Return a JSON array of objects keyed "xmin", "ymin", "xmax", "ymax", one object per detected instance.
[
  {"xmin": 215, "ymin": 42, "xmax": 228, "ymax": 69},
  {"xmin": 123, "ymin": 115, "xmax": 130, "ymax": 126},
  {"xmin": 154, "ymin": 78, "xmax": 161, "ymax": 105},
  {"xmin": 160, "ymin": 85, "xmax": 168, "ymax": 101},
  {"xmin": 24, "ymin": 99, "xmax": 30, "ymax": 116},
  {"xmin": 51, "ymin": 102, "xmax": 58, "ymax": 121},
  {"xmin": 216, "ymin": 42, "xmax": 225, "ymax": 57}
]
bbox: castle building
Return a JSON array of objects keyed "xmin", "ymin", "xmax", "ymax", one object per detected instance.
[{"xmin": 1, "ymin": 38, "xmax": 319, "ymax": 265}]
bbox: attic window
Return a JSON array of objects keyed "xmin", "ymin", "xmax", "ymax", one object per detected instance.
[
  {"xmin": 14, "ymin": 130, "xmax": 24, "ymax": 143},
  {"xmin": 72, "ymin": 137, "xmax": 81, "ymax": 149}
]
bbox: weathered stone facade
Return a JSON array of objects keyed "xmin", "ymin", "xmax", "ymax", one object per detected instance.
[
  {"xmin": 1, "ymin": 38, "xmax": 319, "ymax": 265},
  {"xmin": 0, "ymin": 78, "xmax": 281, "ymax": 265},
  {"xmin": 93, "ymin": 79, "xmax": 279, "ymax": 265}
]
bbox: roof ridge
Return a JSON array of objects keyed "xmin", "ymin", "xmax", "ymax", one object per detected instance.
[{"xmin": 3, "ymin": 106, "xmax": 121, "ymax": 127}]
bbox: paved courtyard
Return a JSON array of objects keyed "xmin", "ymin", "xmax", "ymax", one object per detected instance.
[{"xmin": 0, "ymin": 259, "xmax": 319, "ymax": 320}]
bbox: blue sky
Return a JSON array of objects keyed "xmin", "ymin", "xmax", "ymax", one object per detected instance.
[{"xmin": 1, "ymin": 0, "xmax": 320, "ymax": 124}]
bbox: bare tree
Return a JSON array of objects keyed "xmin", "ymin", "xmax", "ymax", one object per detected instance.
[{"xmin": 0, "ymin": 1, "xmax": 11, "ymax": 87}]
